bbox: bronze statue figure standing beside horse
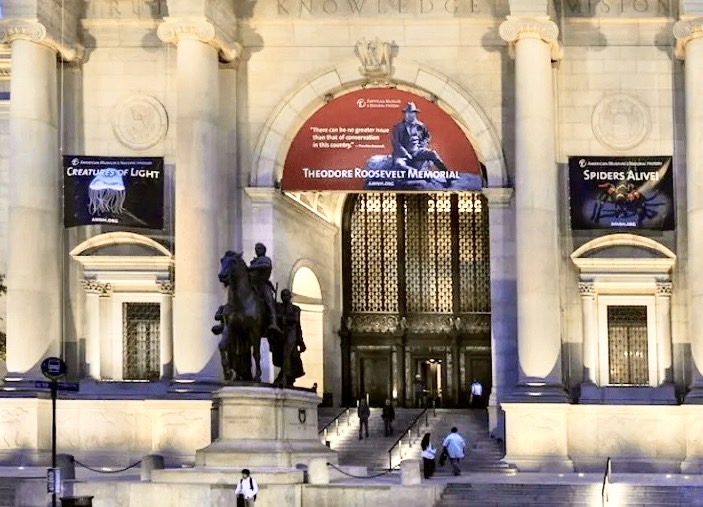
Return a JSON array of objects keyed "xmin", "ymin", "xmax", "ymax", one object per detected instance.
[{"xmin": 211, "ymin": 243, "xmax": 307, "ymax": 387}]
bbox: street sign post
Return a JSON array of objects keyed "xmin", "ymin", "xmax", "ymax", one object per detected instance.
[{"xmin": 41, "ymin": 357, "xmax": 67, "ymax": 507}]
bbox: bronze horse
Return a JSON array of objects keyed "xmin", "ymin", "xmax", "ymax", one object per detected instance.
[{"xmin": 217, "ymin": 251, "xmax": 265, "ymax": 382}]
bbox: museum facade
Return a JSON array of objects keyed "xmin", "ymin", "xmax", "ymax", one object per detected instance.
[{"xmin": 0, "ymin": 0, "xmax": 702, "ymax": 471}]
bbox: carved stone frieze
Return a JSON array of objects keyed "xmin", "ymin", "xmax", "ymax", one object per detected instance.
[
  {"xmin": 355, "ymin": 37, "xmax": 396, "ymax": 85},
  {"xmin": 112, "ymin": 95, "xmax": 168, "ymax": 150},
  {"xmin": 498, "ymin": 16, "xmax": 562, "ymax": 60},
  {"xmin": 81, "ymin": 279, "xmax": 112, "ymax": 296},
  {"xmin": 406, "ymin": 314, "xmax": 454, "ymax": 334},
  {"xmin": 349, "ymin": 314, "xmax": 399, "ymax": 334},
  {"xmin": 84, "ymin": 0, "xmax": 167, "ymax": 19},
  {"xmin": 673, "ymin": 17, "xmax": 703, "ymax": 59},
  {"xmin": 0, "ymin": 19, "xmax": 83, "ymax": 62},
  {"xmin": 157, "ymin": 18, "xmax": 241, "ymax": 62}
]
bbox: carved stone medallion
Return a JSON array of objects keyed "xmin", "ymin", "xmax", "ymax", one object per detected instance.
[
  {"xmin": 591, "ymin": 94, "xmax": 650, "ymax": 151},
  {"xmin": 112, "ymin": 95, "xmax": 168, "ymax": 150}
]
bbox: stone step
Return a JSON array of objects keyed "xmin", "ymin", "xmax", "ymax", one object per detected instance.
[{"xmin": 437, "ymin": 483, "xmax": 703, "ymax": 506}]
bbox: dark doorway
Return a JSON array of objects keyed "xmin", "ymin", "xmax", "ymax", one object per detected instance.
[
  {"xmin": 465, "ymin": 354, "xmax": 491, "ymax": 408},
  {"xmin": 360, "ymin": 356, "xmax": 390, "ymax": 406},
  {"xmin": 415, "ymin": 357, "xmax": 444, "ymax": 408}
]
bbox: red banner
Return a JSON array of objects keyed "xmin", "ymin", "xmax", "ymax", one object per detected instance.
[{"xmin": 282, "ymin": 89, "xmax": 482, "ymax": 191}]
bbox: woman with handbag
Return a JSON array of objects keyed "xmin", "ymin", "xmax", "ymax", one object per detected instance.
[{"xmin": 420, "ymin": 433, "xmax": 437, "ymax": 479}]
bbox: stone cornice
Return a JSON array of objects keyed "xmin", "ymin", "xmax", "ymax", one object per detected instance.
[
  {"xmin": 673, "ymin": 17, "xmax": 703, "ymax": 60},
  {"xmin": 499, "ymin": 16, "xmax": 562, "ymax": 61},
  {"xmin": 0, "ymin": 18, "xmax": 83, "ymax": 62},
  {"xmin": 81, "ymin": 279, "xmax": 112, "ymax": 296},
  {"xmin": 482, "ymin": 187, "xmax": 514, "ymax": 207},
  {"xmin": 157, "ymin": 17, "xmax": 240, "ymax": 62}
]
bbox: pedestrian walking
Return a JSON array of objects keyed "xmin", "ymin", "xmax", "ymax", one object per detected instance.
[
  {"xmin": 358, "ymin": 396, "xmax": 370, "ymax": 440},
  {"xmin": 469, "ymin": 378, "xmax": 483, "ymax": 408},
  {"xmin": 420, "ymin": 432, "xmax": 436, "ymax": 479},
  {"xmin": 382, "ymin": 399, "xmax": 395, "ymax": 436},
  {"xmin": 442, "ymin": 427, "xmax": 466, "ymax": 476}
]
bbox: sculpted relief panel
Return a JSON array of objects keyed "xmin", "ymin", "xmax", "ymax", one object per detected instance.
[
  {"xmin": 112, "ymin": 95, "xmax": 168, "ymax": 151},
  {"xmin": 591, "ymin": 94, "xmax": 650, "ymax": 151}
]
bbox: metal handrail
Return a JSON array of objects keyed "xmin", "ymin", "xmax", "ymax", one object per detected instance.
[
  {"xmin": 318, "ymin": 407, "xmax": 350, "ymax": 443},
  {"xmin": 601, "ymin": 457, "xmax": 612, "ymax": 506},
  {"xmin": 387, "ymin": 407, "xmax": 429, "ymax": 470}
]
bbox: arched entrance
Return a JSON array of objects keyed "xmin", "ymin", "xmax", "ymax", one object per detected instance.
[
  {"xmin": 291, "ymin": 265, "xmax": 325, "ymax": 393},
  {"xmin": 341, "ymin": 192, "xmax": 491, "ymax": 407}
]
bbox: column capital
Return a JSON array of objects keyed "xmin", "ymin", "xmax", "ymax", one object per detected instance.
[
  {"xmin": 156, "ymin": 279, "xmax": 175, "ymax": 295},
  {"xmin": 578, "ymin": 282, "xmax": 595, "ymax": 297},
  {"xmin": 157, "ymin": 17, "xmax": 241, "ymax": 62},
  {"xmin": 498, "ymin": 16, "xmax": 562, "ymax": 61},
  {"xmin": 656, "ymin": 282, "xmax": 673, "ymax": 297},
  {"xmin": 81, "ymin": 279, "xmax": 112, "ymax": 296},
  {"xmin": 674, "ymin": 17, "xmax": 703, "ymax": 60},
  {"xmin": 0, "ymin": 19, "xmax": 83, "ymax": 62}
]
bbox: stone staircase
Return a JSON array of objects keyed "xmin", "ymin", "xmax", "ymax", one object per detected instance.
[
  {"xmin": 322, "ymin": 407, "xmax": 423, "ymax": 470},
  {"xmin": 406, "ymin": 409, "xmax": 514, "ymax": 475},
  {"xmin": 317, "ymin": 407, "xmax": 346, "ymax": 433},
  {"xmin": 436, "ymin": 482, "xmax": 703, "ymax": 506}
]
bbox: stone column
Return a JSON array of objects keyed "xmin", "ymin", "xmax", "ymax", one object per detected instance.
[
  {"xmin": 499, "ymin": 16, "xmax": 566, "ymax": 399},
  {"xmin": 80, "ymin": 280, "xmax": 111, "ymax": 380},
  {"xmin": 157, "ymin": 280, "xmax": 174, "ymax": 380},
  {"xmin": 579, "ymin": 282, "xmax": 598, "ymax": 385},
  {"xmin": 675, "ymin": 17, "xmax": 703, "ymax": 399},
  {"xmin": 656, "ymin": 282, "xmax": 673, "ymax": 385},
  {"xmin": 483, "ymin": 187, "xmax": 515, "ymax": 437},
  {"xmin": 157, "ymin": 19, "xmax": 239, "ymax": 386},
  {"xmin": 0, "ymin": 19, "xmax": 80, "ymax": 382}
]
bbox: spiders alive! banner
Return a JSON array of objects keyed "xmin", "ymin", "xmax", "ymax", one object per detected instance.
[
  {"xmin": 568, "ymin": 156, "xmax": 674, "ymax": 231},
  {"xmin": 63, "ymin": 156, "xmax": 164, "ymax": 229}
]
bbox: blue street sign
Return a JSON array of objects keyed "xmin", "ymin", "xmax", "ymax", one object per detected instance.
[{"xmin": 34, "ymin": 381, "xmax": 80, "ymax": 392}]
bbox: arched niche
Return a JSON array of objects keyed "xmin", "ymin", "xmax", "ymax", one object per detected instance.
[{"xmin": 290, "ymin": 264, "xmax": 324, "ymax": 393}]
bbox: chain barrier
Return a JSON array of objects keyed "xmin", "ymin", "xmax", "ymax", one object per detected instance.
[
  {"xmin": 74, "ymin": 459, "xmax": 143, "ymax": 474},
  {"xmin": 326, "ymin": 461, "xmax": 392, "ymax": 479}
]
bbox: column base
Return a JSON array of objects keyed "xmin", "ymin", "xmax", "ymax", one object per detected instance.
[
  {"xmin": 685, "ymin": 383, "xmax": 703, "ymax": 403},
  {"xmin": 503, "ymin": 382, "xmax": 570, "ymax": 403}
]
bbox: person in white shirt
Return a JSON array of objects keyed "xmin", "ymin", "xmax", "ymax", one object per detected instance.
[
  {"xmin": 469, "ymin": 378, "xmax": 483, "ymax": 408},
  {"xmin": 442, "ymin": 427, "xmax": 466, "ymax": 476},
  {"xmin": 420, "ymin": 432, "xmax": 437, "ymax": 479},
  {"xmin": 234, "ymin": 468, "xmax": 258, "ymax": 506}
]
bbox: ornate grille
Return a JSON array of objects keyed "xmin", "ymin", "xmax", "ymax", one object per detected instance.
[
  {"xmin": 123, "ymin": 302, "xmax": 160, "ymax": 380},
  {"xmin": 405, "ymin": 194, "xmax": 453, "ymax": 313},
  {"xmin": 458, "ymin": 194, "xmax": 490, "ymax": 313},
  {"xmin": 350, "ymin": 194, "xmax": 399, "ymax": 312},
  {"xmin": 607, "ymin": 305, "xmax": 649, "ymax": 385},
  {"xmin": 345, "ymin": 192, "xmax": 490, "ymax": 326}
]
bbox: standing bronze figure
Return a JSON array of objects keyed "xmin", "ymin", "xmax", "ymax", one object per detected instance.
[{"xmin": 272, "ymin": 289, "xmax": 307, "ymax": 387}]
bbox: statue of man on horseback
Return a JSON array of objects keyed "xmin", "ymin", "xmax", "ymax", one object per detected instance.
[{"xmin": 212, "ymin": 244, "xmax": 286, "ymax": 382}]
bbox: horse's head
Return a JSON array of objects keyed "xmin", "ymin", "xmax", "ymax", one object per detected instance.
[{"xmin": 218, "ymin": 250, "xmax": 245, "ymax": 287}]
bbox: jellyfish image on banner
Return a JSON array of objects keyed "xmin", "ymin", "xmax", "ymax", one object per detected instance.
[{"xmin": 88, "ymin": 169, "xmax": 126, "ymax": 215}]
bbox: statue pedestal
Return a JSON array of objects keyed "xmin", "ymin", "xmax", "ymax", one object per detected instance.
[{"xmin": 195, "ymin": 385, "xmax": 337, "ymax": 468}]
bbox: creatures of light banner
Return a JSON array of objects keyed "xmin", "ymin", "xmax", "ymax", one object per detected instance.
[
  {"xmin": 568, "ymin": 156, "xmax": 674, "ymax": 231},
  {"xmin": 281, "ymin": 88, "xmax": 483, "ymax": 191},
  {"xmin": 63, "ymin": 156, "xmax": 164, "ymax": 229}
]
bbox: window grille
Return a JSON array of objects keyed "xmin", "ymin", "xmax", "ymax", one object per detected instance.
[
  {"xmin": 122, "ymin": 302, "xmax": 160, "ymax": 380},
  {"xmin": 345, "ymin": 192, "xmax": 490, "ymax": 318},
  {"xmin": 607, "ymin": 305, "xmax": 649, "ymax": 385}
]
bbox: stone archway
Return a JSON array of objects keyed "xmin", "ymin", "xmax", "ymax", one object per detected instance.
[{"xmin": 250, "ymin": 59, "xmax": 508, "ymax": 191}]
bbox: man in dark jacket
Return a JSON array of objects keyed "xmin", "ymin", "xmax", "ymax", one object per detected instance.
[
  {"xmin": 358, "ymin": 396, "xmax": 371, "ymax": 440},
  {"xmin": 382, "ymin": 399, "xmax": 395, "ymax": 436}
]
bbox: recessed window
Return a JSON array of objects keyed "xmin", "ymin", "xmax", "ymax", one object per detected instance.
[
  {"xmin": 122, "ymin": 302, "xmax": 160, "ymax": 380},
  {"xmin": 607, "ymin": 305, "xmax": 649, "ymax": 385}
]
